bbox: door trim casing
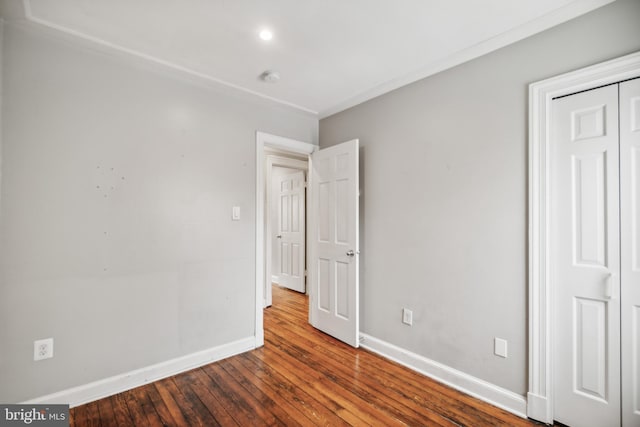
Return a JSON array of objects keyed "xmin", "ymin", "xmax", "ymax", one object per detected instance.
[
  {"xmin": 256, "ymin": 132, "xmax": 316, "ymax": 347},
  {"xmin": 527, "ymin": 51, "xmax": 640, "ymax": 423}
]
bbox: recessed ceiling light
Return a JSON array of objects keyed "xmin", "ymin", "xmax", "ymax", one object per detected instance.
[{"xmin": 259, "ymin": 29, "xmax": 273, "ymax": 41}]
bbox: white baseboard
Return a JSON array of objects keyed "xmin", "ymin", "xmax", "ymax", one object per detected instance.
[
  {"xmin": 23, "ymin": 336, "xmax": 256, "ymax": 408},
  {"xmin": 359, "ymin": 333, "xmax": 528, "ymax": 419}
]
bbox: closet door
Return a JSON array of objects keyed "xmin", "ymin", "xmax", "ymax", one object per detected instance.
[
  {"xmin": 551, "ymin": 84, "xmax": 621, "ymax": 427},
  {"xmin": 621, "ymin": 78, "xmax": 640, "ymax": 427}
]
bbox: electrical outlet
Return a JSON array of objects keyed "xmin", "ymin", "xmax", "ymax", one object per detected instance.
[
  {"xmin": 494, "ymin": 337, "xmax": 508, "ymax": 358},
  {"xmin": 402, "ymin": 308, "xmax": 413, "ymax": 326},
  {"xmin": 34, "ymin": 338, "xmax": 54, "ymax": 361}
]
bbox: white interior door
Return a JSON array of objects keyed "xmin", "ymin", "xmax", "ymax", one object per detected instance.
[
  {"xmin": 552, "ymin": 84, "xmax": 621, "ymax": 427},
  {"xmin": 309, "ymin": 139, "xmax": 359, "ymax": 347},
  {"xmin": 277, "ymin": 170, "xmax": 306, "ymax": 293},
  {"xmin": 621, "ymin": 78, "xmax": 640, "ymax": 427}
]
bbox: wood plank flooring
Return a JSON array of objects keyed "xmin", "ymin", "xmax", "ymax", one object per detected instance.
[{"xmin": 70, "ymin": 285, "xmax": 542, "ymax": 426}]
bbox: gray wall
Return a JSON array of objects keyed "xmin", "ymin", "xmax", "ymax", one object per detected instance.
[
  {"xmin": 320, "ymin": 0, "xmax": 640, "ymax": 395},
  {"xmin": 0, "ymin": 22, "xmax": 317, "ymax": 402}
]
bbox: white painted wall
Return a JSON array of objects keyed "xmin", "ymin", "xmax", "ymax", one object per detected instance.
[
  {"xmin": 0, "ymin": 21, "xmax": 317, "ymax": 403},
  {"xmin": 320, "ymin": 0, "xmax": 640, "ymax": 396}
]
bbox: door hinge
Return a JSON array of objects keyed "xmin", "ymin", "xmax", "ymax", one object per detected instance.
[{"xmin": 304, "ymin": 270, "xmax": 308, "ymax": 277}]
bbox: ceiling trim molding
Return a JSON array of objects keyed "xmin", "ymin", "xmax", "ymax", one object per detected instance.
[
  {"xmin": 21, "ymin": 0, "xmax": 318, "ymax": 116},
  {"xmin": 318, "ymin": 0, "xmax": 615, "ymax": 118},
  {"xmin": 20, "ymin": 0, "xmax": 614, "ymax": 119}
]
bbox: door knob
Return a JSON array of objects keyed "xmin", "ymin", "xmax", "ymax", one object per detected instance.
[
  {"xmin": 604, "ymin": 273, "xmax": 615, "ymax": 299},
  {"xmin": 346, "ymin": 250, "xmax": 355, "ymax": 257},
  {"xmin": 276, "ymin": 235, "xmax": 282, "ymax": 239}
]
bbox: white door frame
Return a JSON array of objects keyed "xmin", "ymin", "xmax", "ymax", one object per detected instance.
[
  {"xmin": 255, "ymin": 131, "xmax": 315, "ymax": 347},
  {"xmin": 265, "ymin": 155, "xmax": 308, "ymax": 306},
  {"xmin": 527, "ymin": 51, "xmax": 640, "ymax": 424}
]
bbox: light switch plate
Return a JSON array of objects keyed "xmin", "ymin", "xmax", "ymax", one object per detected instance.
[
  {"xmin": 494, "ymin": 337, "xmax": 508, "ymax": 358},
  {"xmin": 402, "ymin": 308, "xmax": 413, "ymax": 326},
  {"xmin": 232, "ymin": 206, "xmax": 240, "ymax": 221}
]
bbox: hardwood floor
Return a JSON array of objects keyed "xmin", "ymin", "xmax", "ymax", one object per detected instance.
[{"xmin": 70, "ymin": 285, "xmax": 542, "ymax": 426}]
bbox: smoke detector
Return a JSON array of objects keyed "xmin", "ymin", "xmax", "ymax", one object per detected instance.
[{"xmin": 260, "ymin": 70, "xmax": 280, "ymax": 83}]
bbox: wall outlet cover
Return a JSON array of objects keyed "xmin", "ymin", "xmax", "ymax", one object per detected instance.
[{"xmin": 34, "ymin": 338, "xmax": 54, "ymax": 361}]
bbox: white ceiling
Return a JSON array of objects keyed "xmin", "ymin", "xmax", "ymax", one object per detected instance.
[{"xmin": 16, "ymin": 0, "xmax": 614, "ymax": 117}]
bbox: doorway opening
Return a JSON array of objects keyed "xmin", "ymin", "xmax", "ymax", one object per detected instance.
[
  {"xmin": 265, "ymin": 152, "xmax": 308, "ymax": 305},
  {"xmin": 256, "ymin": 132, "xmax": 361, "ymax": 349},
  {"xmin": 255, "ymin": 132, "xmax": 315, "ymax": 347}
]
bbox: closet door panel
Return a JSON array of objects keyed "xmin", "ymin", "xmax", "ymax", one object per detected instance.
[
  {"xmin": 552, "ymin": 84, "xmax": 621, "ymax": 427},
  {"xmin": 621, "ymin": 78, "xmax": 640, "ymax": 427}
]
